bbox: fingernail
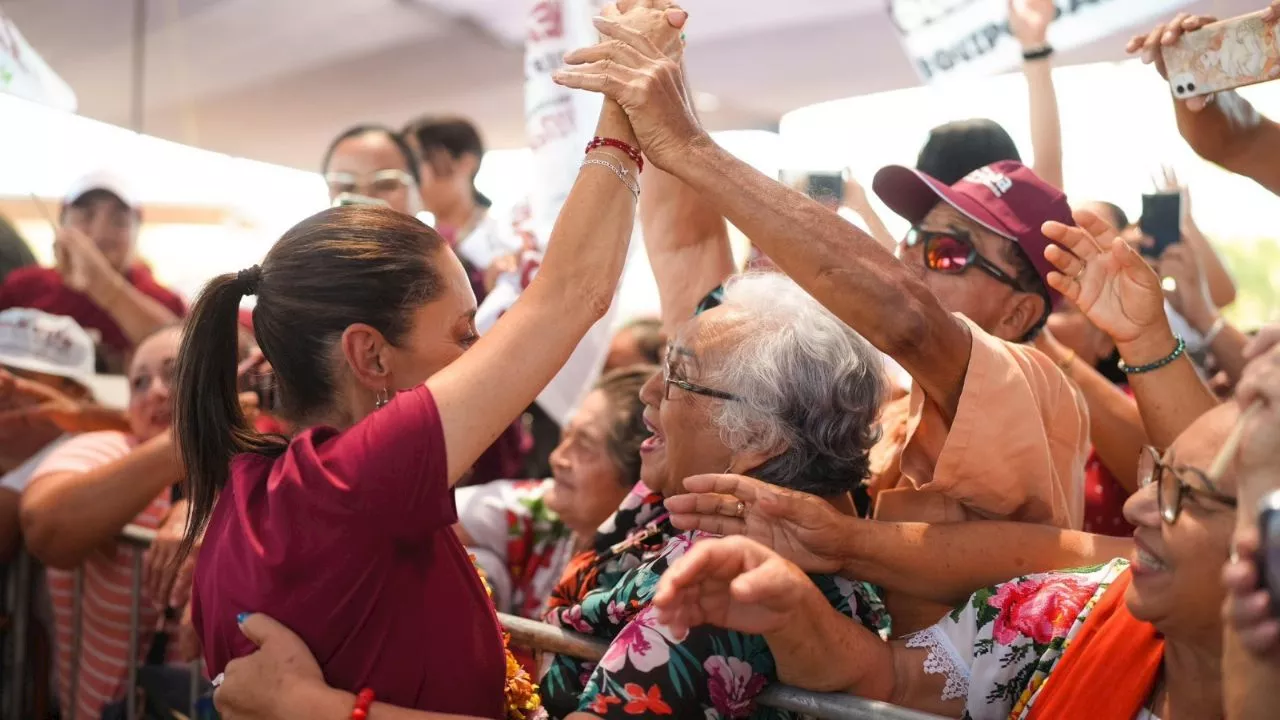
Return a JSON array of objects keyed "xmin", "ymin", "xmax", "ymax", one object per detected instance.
[{"xmin": 236, "ymin": 612, "xmax": 249, "ymax": 625}]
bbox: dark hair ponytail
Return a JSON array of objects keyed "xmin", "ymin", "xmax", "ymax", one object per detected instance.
[
  {"xmin": 173, "ymin": 270, "xmax": 285, "ymax": 561},
  {"xmin": 174, "ymin": 205, "xmax": 447, "ymax": 561}
]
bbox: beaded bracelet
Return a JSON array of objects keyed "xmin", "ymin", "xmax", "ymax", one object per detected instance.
[
  {"xmin": 1118, "ymin": 335, "xmax": 1186, "ymax": 375},
  {"xmin": 586, "ymin": 136, "xmax": 643, "ymax": 173},
  {"xmin": 350, "ymin": 688, "xmax": 375, "ymax": 720}
]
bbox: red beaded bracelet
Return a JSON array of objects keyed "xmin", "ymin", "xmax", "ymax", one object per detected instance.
[
  {"xmin": 586, "ymin": 137, "xmax": 643, "ymax": 173},
  {"xmin": 350, "ymin": 688, "xmax": 375, "ymax": 720}
]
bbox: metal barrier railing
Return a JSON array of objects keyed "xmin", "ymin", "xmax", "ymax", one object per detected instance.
[{"xmin": 5, "ymin": 525, "xmax": 945, "ymax": 720}]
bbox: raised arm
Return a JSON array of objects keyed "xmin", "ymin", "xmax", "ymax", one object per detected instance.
[
  {"xmin": 1158, "ymin": 242, "xmax": 1250, "ymax": 386},
  {"xmin": 20, "ymin": 432, "xmax": 181, "ymax": 569},
  {"xmin": 555, "ymin": 27, "xmax": 972, "ymax": 418},
  {"xmin": 1010, "ymin": 0, "xmax": 1064, "ymax": 189},
  {"xmin": 666, "ymin": 473, "xmax": 1132, "ymax": 607},
  {"xmin": 56, "ymin": 226, "xmax": 181, "ymax": 346},
  {"xmin": 1042, "ymin": 210, "xmax": 1218, "ymax": 448},
  {"xmin": 640, "ymin": 158, "xmax": 736, "ymax": 335}
]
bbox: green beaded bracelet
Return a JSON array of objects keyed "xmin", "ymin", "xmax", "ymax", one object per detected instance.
[{"xmin": 1118, "ymin": 335, "xmax": 1187, "ymax": 375}]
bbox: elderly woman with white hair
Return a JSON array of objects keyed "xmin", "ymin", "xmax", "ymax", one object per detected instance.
[{"xmin": 536, "ymin": 271, "xmax": 890, "ymax": 720}]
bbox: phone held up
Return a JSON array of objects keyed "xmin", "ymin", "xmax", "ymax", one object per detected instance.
[
  {"xmin": 805, "ymin": 172, "xmax": 845, "ymax": 207},
  {"xmin": 1163, "ymin": 10, "xmax": 1280, "ymax": 99},
  {"xmin": 1140, "ymin": 192, "xmax": 1182, "ymax": 260}
]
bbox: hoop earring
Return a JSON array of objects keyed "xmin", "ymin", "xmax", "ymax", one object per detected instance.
[{"xmin": 375, "ymin": 387, "xmax": 390, "ymax": 409}]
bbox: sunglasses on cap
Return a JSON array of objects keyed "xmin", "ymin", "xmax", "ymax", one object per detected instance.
[{"xmin": 904, "ymin": 227, "xmax": 1027, "ymax": 293}]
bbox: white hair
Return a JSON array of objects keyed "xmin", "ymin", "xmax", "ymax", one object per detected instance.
[{"xmin": 698, "ymin": 273, "xmax": 887, "ymax": 495}]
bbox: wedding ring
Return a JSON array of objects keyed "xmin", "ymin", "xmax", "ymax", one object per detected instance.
[
  {"xmin": 212, "ymin": 672, "xmax": 225, "ymax": 688},
  {"xmin": 735, "ymin": 501, "xmax": 746, "ymax": 518}
]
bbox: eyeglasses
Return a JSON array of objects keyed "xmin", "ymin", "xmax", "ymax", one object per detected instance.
[
  {"xmin": 904, "ymin": 227, "xmax": 1026, "ymax": 293},
  {"xmin": 1137, "ymin": 445, "xmax": 1237, "ymax": 524},
  {"xmin": 663, "ymin": 354, "xmax": 739, "ymax": 402},
  {"xmin": 324, "ymin": 169, "xmax": 415, "ymax": 199}
]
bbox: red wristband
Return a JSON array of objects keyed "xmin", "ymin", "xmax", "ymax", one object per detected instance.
[
  {"xmin": 586, "ymin": 136, "xmax": 643, "ymax": 173},
  {"xmin": 350, "ymin": 688, "xmax": 375, "ymax": 720}
]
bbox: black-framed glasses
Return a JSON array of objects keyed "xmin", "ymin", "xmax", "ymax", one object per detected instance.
[
  {"xmin": 1138, "ymin": 445, "xmax": 1237, "ymax": 524},
  {"xmin": 904, "ymin": 227, "xmax": 1026, "ymax": 293},
  {"xmin": 663, "ymin": 354, "xmax": 739, "ymax": 402}
]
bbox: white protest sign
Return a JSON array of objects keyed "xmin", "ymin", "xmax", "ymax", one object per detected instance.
[
  {"xmin": 889, "ymin": 0, "xmax": 1193, "ymax": 82},
  {"xmin": 472, "ymin": 0, "xmax": 615, "ymax": 426},
  {"xmin": 0, "ymin": 8, "xmax": 76, "ymax": 111}
]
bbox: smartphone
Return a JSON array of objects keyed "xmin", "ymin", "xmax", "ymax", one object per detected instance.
[
  {"xmin": 1257, "ymin": 490, "xmax": 1280, "ymax": 614},
  {"xmin": 332, "ymin": 192, "xmax": 390, "ymax": 208},
  {"xmin": 1139, "ymin": 193, "xmax": 1181, "ymax": 259},
  {"xmin": 1163, "ymin": 10, "xmax": 1280, "ymax": 99},
  {"xmin": 806, "ymin": 173, "xmax": 845, "ymax": 206}
]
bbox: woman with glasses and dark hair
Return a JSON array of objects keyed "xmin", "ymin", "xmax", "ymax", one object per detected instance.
[{"xmin": 321, "ymin": 125, "xmax": 423, "ymax": 215}]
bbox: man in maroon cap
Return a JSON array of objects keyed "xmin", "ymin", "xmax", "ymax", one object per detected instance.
[{"xmin": 0, "ymin": 172, "xmax": 185, "ymax": 373}]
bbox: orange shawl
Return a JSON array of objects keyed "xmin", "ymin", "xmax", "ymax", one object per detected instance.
[{"xmin": 1027, "ymin": 569, "xmax": 1164, "ymax": 719}]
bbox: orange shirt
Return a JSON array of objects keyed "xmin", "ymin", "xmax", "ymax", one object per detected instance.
[
  {"xmin": 869, "ymin": 316, "xmax": 1088, "ymax": 529},
  {"xmin": 868, "ymin": 318, "xmax": 1088, "ymax": 633}
]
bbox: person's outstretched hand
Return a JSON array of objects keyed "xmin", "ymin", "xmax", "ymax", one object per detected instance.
[
  {"xmin": 1009, "ymin": 0, "xmax": 1055, "ymax": 50},
  {"xmin": 554, "ymin": 3, "xmax": 701, "ymax": 171},
  {"xmin": 1042, "ymin": 209, "xmax": 1169, "ymax": 349},
  {"xmin": 665, "ymin": 474, "xmax": 850, "ymax": 574},
  {"xmin": 214, "ymin": 614, "xmax": 327, "ymax": 720},
  {"xmin": 652, "ymin": 535, "xmax": 815, "ymax": 637}
]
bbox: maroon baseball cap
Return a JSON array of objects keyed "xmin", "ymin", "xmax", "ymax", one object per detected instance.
[{"xmin": 872, "ymin": 160, "xmax": 1074, "ymax": 307}]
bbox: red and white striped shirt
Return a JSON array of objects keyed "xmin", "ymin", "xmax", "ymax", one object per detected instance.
[{"xmin": 31, "ymin": 431, "xmax": 171, "ymax": 719}]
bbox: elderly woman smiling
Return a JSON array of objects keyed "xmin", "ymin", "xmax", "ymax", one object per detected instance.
[{"xmin": 536, "ymin": 272, "xmax": 889, "ymax": 720}]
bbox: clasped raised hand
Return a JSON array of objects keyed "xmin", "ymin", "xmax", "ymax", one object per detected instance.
[{"xmin": 554, "ymin": 2, "xmax": 704, "ymax": 171}]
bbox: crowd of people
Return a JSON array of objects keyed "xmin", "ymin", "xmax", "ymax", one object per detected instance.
[{"xmin": 2, "ymin": 0, "xmax": 1280, "ymax": 718}]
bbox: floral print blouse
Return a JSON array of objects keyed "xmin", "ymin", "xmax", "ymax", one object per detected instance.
[
  {"xmin": 456, "ymin": 479, "xmax": 578, "ymax": 620},
  {"xmin": 540, "ymin": 483, "xmax": 889, "ymax": 719},
  {"xmin": 903, "ymin": 559, "xmax": 1140, "ymax": 720}
]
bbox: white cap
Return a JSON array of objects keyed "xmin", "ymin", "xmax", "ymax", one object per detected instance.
[
  {"xmin": 0, "ymin": 308, "xmax": 127, "ymax": 409},
  {"xmin": 62, "ymin": 170, "xmax": 139, "ymax": 211}
]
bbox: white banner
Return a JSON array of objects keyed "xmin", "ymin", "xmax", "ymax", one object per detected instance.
[
  {"xmin": 890, "ymin": 0, "xmax": 1193, "ymax": 82},
  {"xmin": 0, "ymin": 8, "xmax": 75, "ymax": 111},
  {"xmin": 474, "ymin": 0, "xmax": 615, "ymax": 426}
]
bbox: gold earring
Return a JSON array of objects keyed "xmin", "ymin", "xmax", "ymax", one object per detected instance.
[{"xmin": 375, "ymin": 387, "xmax": 390, "ymax": 409}]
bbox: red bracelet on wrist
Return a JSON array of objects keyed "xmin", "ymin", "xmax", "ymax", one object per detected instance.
[
  {"xmin": 350, "ymin": 688, "xmax": 375, "ymax": 720},
  {"xmin": 586, "ymin": 137, "xmax": 643, "ymax": 173}
]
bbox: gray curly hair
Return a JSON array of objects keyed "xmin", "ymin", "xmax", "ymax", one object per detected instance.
[{"xmin": 692, "ymin": 273, "xmax": 887, "ymax": 496}]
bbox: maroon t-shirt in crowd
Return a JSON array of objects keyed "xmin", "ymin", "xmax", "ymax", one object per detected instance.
[
  {"xmin": 0, "ymin": 265, "xmax": 186, "ymax": 352},
  {"xmin": 191, "ymin": 386, "xmax": 506, "ymax": 717}
]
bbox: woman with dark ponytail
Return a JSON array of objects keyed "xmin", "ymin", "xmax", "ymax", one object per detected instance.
[{"xmin": 180, "ymin": 92, "xmax": 646, "ymax": 716}]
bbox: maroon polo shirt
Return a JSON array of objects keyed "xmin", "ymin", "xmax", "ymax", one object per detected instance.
[
  {"xmin": 192, "ymin": 385, "xmax": 506, "ymax": 716},
  {"xmin": 0, "ymin": 265, "xmax": 186, "ymax": 352}
]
